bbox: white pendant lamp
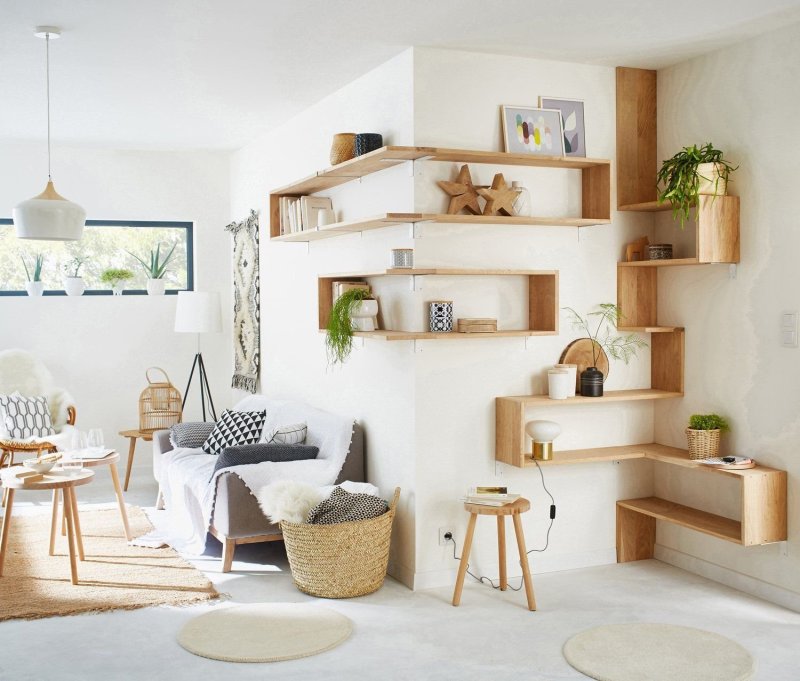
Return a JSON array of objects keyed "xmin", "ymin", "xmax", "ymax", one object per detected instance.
[{"xmin": 13, "ymin": 26, "xmax": 86, "ymax": 241}]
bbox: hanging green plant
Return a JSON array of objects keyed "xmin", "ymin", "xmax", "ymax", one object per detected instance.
[
  {"xmin": 656, "ymin": 143, "xmax": 737, "ymax": 228},
  {"xmin": 325, "ymin": 287, "xmax": 372, "ymax": 366}
]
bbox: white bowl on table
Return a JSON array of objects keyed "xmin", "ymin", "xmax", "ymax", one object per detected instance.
[{"xmin": 22, "ymin": 459, "xmax": 56, "ymax": 474}]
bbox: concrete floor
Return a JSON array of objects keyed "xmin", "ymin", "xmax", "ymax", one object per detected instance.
[{"xmin": 2, "ymin": 467, "xmax": 799, "ymax": 680}]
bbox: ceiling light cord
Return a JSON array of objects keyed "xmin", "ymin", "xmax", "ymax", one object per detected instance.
[{"xmin": 46, "ymin": 32, "xmax": 51, "ymax": 180}]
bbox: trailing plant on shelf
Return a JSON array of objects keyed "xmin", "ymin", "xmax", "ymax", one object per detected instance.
[
  {"xmin": 563, "ymin": 303, "xmax": 647, "ymax": 397},
  {"xmin": 656, "ymin": 143, "xmax": 738, "ymax": 228},
  {"xmin": 325, "ymin": 287, "xmax": 373, "ymax": 366},
  {"xmin": 101, "ymin": 268, "xmax": 134, "ymax": 295},
  {"xmin": 686, "ymin": 413, "xmax": 730, "ymax": 460},
  {"xmin": 22, "ymin": 254, "xmax": 44, "ymax": 282},
  {"xmin": 127, "ymin": 242, "xmax": 177, "ymax": 280}
]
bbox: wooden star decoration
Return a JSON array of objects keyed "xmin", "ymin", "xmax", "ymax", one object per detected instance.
[
  {"xmin": 437, "ymin": 164, "xmax": 482, "ymax": 215},
  {"xmin": 478, "ymin": 173, "xmax": 520, "ymax": 217}
]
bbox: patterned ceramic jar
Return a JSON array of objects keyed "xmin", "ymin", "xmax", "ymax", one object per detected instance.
[
  {"xmin": 648, "ymin": 243, "xmax": 673, "ymax": 260},
  {"xmin": 391, "ymin": 249, "xmax": 413, "ymax": 268},
  {"xmin": 429, "ymin": 301, "xmax": 454, "ymax": 332},
  {"xmin": 355, "ymin": 133, "xmax": 383, "ymax": 156}
]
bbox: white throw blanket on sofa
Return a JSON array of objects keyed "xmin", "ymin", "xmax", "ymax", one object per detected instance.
[{"xmin": 158, "ymin": 397, "xmax": 355, "ymax": 553}]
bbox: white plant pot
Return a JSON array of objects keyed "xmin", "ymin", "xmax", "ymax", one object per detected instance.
[
  {"xmin": 111, "ymin": 283, "xmax": 126, "ymax": 296},
  {"xmin": 697, "ymin": 162, "xmax": 728, "ymax": 196},
  {"xmin": 350, "ymin": 299, "xmax": 378, "ymax": 332},
  {"xmin": 25, "ymin": 281, "xmax": 44, "ymax": 297},
  {"xmin": 547, "ymin": 369, "xmax": 572, "ymax": 400},
  {"xmin": 146, "ymin": 278, "xmax": 166, "ymax": 296},
  {"xmin": 63, "ymin": 276, "xmax": 85, "ymax": 297}
]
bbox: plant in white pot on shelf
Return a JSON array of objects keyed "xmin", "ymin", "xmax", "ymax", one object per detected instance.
[
  {"xmin": 100, "ymin": 268, "xmax": 134, "ymax": 295},
  {"xmin": 128, "ymin": 242, "xmax": 177, "ymax": 295},
  {"xmin": 62, "ymin": 256, "xmax": 87, "ymax": 296},
  {"xmin": 325, "ymin": 287, "xmax": 377, "ymax": 366},
  {"xmin": 563, "ymin": 303, "xmax": 647, "ymax": 397},
  {"xmin": 22, "ymin": 254, "xmax": 45, "ymax": 296}
]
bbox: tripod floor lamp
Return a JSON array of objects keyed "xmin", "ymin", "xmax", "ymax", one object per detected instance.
[{"xmin": 174, "ymin": 291, "xmax": 222, "ymax": 421}]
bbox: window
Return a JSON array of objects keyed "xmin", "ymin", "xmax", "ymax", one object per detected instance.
[{"xmin": 0, "ymin": 219, "xmax": 193, "ymax": 295}]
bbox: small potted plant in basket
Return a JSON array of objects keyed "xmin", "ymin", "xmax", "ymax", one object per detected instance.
[
  {"xmin": 325, "ymin": 287, "xmax": 377, "ymax": 366},
  {"xmin": 127, "ymin": 242, "xmax": 177, "ymax": 296},
  {"xmin": 563, "ymin": 304, "xmax": 647, "ymax": 397},
  {"xmin": 101, "ymin": 268, "xmax": 134, "ymax": 295},
  {"xmin": 62, "ymin": 256, "xmax": 87, "ymax": 296},
  {"xmin": 22, "ymin": 254, "xmax": 45, "ymax": 297},
  {"xmin": 656, "ymin": 142, "xmax": 738, "ymax": 229},
  {"xmin": 686, "ymin": 413, "xmax": 729, "ymax": 460}
]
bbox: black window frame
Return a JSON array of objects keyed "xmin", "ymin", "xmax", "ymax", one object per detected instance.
[{"xmin": 0, "ymin": 219, "xmax": 194, "ymax": 296}]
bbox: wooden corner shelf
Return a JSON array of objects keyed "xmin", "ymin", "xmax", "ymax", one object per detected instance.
[
  {"xmin": 318, "ymin": 269, "xmax": 559, "ymax": 339},
  {"xmin": 269, "ymin": 145, "xmax": 612, "ymax": 239},
  {"xmin": 618, "ymin": 201, "xmax": 672, "ymax": 212}
]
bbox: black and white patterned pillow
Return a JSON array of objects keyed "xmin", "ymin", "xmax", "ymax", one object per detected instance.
[
  {"xmin": 307, "ymin": 486, "xmax": 388, "ymax": 525},
  {"xmin": 169, "ymin": 422, "xmax": 216, "ymax": 449},
  {"xmin": 212, "ymin": 443, "xmax": 318, "ymax": 477},
  {"xmin": 0, "ymin": 393, "xmax": 55, "ymax": 439},
  {"xmin": 264, "ymin": 422, "xmax": 307, "ymax": 445},
  {"xmin": 201, "ymin": 409, "xmax": 266, "ymax": 455}
]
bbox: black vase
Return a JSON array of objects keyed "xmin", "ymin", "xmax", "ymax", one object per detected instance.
[
  {"xmin": 580, "ymin": 366, "xmax": 604, "ymax": 397},
  {"xmin": 355, "ymin": 133, "xmax": 383, "ymax": 156}
]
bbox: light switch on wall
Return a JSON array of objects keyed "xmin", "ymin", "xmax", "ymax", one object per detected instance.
[{"xmin": 781, "ymin": 311, "xmax": 798, "ymax": 347}]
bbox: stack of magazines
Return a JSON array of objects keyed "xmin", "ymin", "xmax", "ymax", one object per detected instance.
[
  {"xmin": 698, "ymin": 456, "xmax": 755, "ymax": 470},
  {"xmin": 461, "ymin": 486, "xmax": 521, "ymax": 506}
]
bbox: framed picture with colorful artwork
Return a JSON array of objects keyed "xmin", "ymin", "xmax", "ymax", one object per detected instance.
[
  {"xmin": 538, "ymin": 97, "xmax": 586, "ymax": 157},
  {"xmin": 500, "ymin": 106, "xmax": 565, "ymax": 157}
]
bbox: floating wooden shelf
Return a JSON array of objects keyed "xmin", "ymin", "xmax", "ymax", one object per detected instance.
[
  {"xmin": 618, "ymin": 326, "xmax": 683, "ymax": 333},
  {"xmin": 619, "ymin": 258, "xmax": 699, "ymax": 268},
  {"xmin": 618, "ymin": 201, "xmax": 673, "ymax": 212},
  {"xmin": 269, "ymin": 145, "xmax": 612, "ymax": 239},
  {"xmin": 500, "ymin": 389, "xmax": 682, "ymax": 407},
  {"xmin": 318, "ymin": 269, "xmax": 558, "ymax": 338}
]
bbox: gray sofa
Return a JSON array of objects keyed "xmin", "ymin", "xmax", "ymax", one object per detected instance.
[{"xmin": 153, "ymin": 418, "xmax": 364, "ymax": 573}]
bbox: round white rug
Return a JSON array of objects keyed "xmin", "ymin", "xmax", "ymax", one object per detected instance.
[
  {"xmin": 177, "ymin": 603, "xmax": 352, "ymax": 662},
  {"xmin": 563, "ymin": 623, "xmax": 755, "ymax": 681}
]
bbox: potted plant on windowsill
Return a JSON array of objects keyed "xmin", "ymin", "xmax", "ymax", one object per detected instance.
[
  {"xmin": 325, "ymin": 286, "xmax": 376, "ymax": 366},
  {"xmin": 22, "ymin": 254, "xmax": 45, "ymax": 296},
  {"xmin": 656, "ymin": 143, "xmax": 738, "ymax": 228},
  {"xmin": 563, "ymin": 303, "xmax": 647, "ymax": 397},
  {"xmin": 101, "ymin": 268, "xmax": 134, "ymax": 295},
  {"xmin": 686, "ymin": 413, "xmax": 729, "ymax": 460},
  {"xmin": 62, "ymin": 256, "xmax": 87, "ymax": 296},
  {"xmin": 128, "ymin": 242, "xmax": 177, "ymax": 295}
]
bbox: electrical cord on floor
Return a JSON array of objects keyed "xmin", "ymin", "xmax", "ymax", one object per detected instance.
[{"xmin": 450, "ymin": 457, "xmax": 556, "ymax": 592}]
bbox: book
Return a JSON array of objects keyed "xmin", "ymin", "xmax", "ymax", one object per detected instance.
[
  {"xmin": 698, "ymin": 456, "xmax": 755, "ymax": 470},
  {"xmin": 461, "ymin": 494, "xmax": 521, "ymax": 506},
  {"xmin": 475, "ymin": 486, "xmax": 507, "ymax": 495},
  {"xmin": 301, "ymin": 196, "xmax": 333, "ymax": 231}
]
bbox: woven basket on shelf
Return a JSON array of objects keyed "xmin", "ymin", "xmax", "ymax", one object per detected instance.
[
  {"xmin": 281, "ymin": 487, "xmax": 401, "ymax": 599},
  {"xmin": 685, "ymin": 428, "xmax": 721, "ymax": 460},
  {"xmin": 138, "ymin": 367, "xmax": 182, "ymax": 433},
  {"xmin": 330, "ymin": 132, "xmax": 356, "ymax": 166}
]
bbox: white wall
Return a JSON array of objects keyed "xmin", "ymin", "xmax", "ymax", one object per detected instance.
[
  {"xmin": 0, "ymin": 143, "xmax": 232, "ymax": 470},
  {"xmin": 652, "ymin": 22, "xmax": 800, "ymax": 606}
]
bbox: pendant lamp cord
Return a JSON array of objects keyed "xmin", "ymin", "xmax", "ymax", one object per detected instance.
[{"xmin": 45, "ymin": 32, "xmax": 51, "ymax": 180}]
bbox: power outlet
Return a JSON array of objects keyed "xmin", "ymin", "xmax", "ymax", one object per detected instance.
[{"xmin": 439, "ymin": 527, "xmax": 454, "ymax": 546}]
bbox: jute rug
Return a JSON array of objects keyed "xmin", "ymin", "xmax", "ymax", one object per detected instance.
[
  {"xmin": 563, "ymin": 623, "xmax": 755, "ymax": 681},
  {"xmin": 177, "ymin": 603, "xmax": 352, "ymax": 662},
  {"xmin": 0, "ymin": 507, "xmax": 218, "ymax": 621}
]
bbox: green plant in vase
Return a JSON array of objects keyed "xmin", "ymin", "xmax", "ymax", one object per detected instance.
[
  {"xmin": 22, "ymin": 254, "xmax": 45, "ymax": 297},
  {"xmin": 656, "ymin": 143, "xmax": 737, "ymax": 228},
  {"xmin": 563, "ymin": 303, "xmax": 647, "ymax": 397},
  {"xmin": 325, "ymin": 287, "xmax": 374, "ymax": 366},
  {"xmin": 686, "ymin": 413, "xmax": 730, "ymax": 460},
  {"xmin": 127, "ymin": 242, "xmax": 177, "ymax": 295},
  {"xmin": 101, "ymin": 268, "xmax": 134, "ymax": 295}
]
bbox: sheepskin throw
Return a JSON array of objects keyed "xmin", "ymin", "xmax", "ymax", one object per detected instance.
[{"xmin": 226, "ymin": 210, "xmax": 260, "ymax": 393}]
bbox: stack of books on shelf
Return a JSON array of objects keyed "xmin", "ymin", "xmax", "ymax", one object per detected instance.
[
  {"xmin": 278, "ymin": 196, "xmax": 333, "ymax": 235},
  {"xmin": 462, "ymin": 486, "xmax": 521, "ymax": 506}
]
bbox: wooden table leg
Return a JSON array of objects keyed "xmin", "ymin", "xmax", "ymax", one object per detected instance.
[
  {"xmin": 109, "ymin": 462, "xmax": 132, "ymax": 541},
  {"xmin": 497, "ymin": 515, "xmax": 507, "ymax": 591},
  {"xmin": 68, "ymin": 487, "xmax": 85, "ymax": 561},
  {"xmin": 49, "ymin": 489, "xmax": 60, "ymax": 556},
  {"xmin": 452, "ymin": 512, "xmax": 478, "ymax": 607},
  {"xmin": 512, "ymin": 513, "xmax": 536, "ymax": 611},
  {"xmin": 63, "ymin": 487, "xmax": 79, "ymax": 585},
  {"xmin": 0, "ymin": 488, "xmax": 14, "ymax": 577},
  {"xmin": 62, "ymin": 495, "xmax": 67, "ymax": 536},
  {"xmin": 124, "ymin": 437, "xmax": 136, "ymax": 492}
]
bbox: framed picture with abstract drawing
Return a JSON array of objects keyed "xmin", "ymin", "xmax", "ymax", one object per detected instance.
[
  {"xmin": 500, "ymin": 105, "xmax": 564, "ymax": 156},
  {"xmin": 538, "ymin": 97, "xmax": 586, "ymax": 157}
]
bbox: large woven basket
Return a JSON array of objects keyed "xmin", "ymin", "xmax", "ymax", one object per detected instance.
[
  {"xmin": 281, "ymin": 487, "xmax": 400, "ymax": 599},
  {"xmin": 685, "ymin": 428, "xmax": 721, "ymax": 460},
  {"xmin": 138, "ymin": 367, "xmax": 182, "ymax": 433}
]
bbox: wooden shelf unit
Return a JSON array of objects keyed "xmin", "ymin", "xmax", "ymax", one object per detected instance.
[
  {"xmin": 269, "ymin": 145, "xmax": 612, "ymax": 240},
  {"xmin": 319, "ymin": 269, "xmax": 559, "ymax": 339},
  {"xmin": 495, "ymin": 390, "xmax": 683, "ymax": 467}
]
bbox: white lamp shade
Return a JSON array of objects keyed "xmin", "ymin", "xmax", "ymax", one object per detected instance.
[
  {"xmin": 175, "ymin": 291, "xmax": 222, "ymax": 333},
  {"xmin": 13, "ymin": 181, "xmax": 85, "ymax": 241},
  {"xmin": 525, "ymin": 420, "xmax": 562, "ymax": 443}
]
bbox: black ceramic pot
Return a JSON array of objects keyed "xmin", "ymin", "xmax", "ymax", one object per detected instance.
[
  {"xmin": 355, "ymin": 133, "xmax": 383, "ymax": 156},
  {"xmin": 580, "ymin": 366, "xmax": 604, "ymax": 397}
]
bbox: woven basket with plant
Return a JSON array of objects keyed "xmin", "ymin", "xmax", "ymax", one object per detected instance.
[
  {"xmin": 280, "ymin": 487, "xmax": 400, "ymax": 599},
  {"xmin": 686, "ymin": 413, "xmax": 729, "ymax": 460}
]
